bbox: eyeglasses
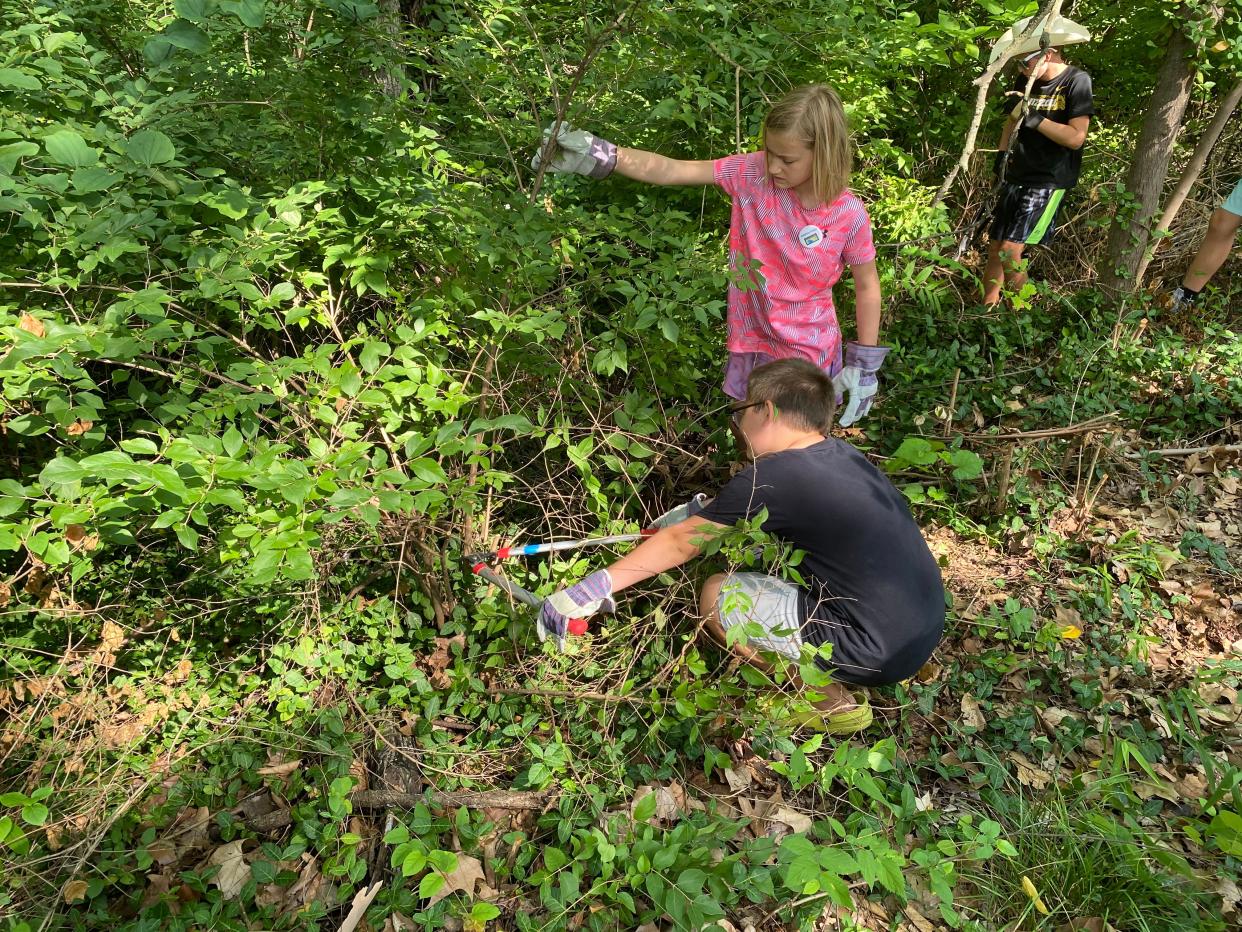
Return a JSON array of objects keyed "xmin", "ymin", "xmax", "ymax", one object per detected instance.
[{"xmin": 728, "ymin": 400, "xmax": 765, "ymax": 419}]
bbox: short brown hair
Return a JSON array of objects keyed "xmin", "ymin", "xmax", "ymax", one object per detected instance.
[
  {"xmin": 745, "ymin": 358, "xmax": 835, "ymax": 434},
  {"xmin": 763, "ymin": 84, "xmax": 853, "ymax": 205}
]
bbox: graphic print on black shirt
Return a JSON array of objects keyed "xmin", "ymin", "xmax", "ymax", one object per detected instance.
[
  {"xmin": 698, "ymin": 438, "xmax": 945, "ymax": 685},
  {"xmin": 1003, "ymin": 66, "xmax": 1094, "ymax": 189}
]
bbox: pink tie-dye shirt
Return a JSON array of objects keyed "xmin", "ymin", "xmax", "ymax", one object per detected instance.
[{"xmin": 714, "ymin": 151, "xmax": 876, "ymax": 373}]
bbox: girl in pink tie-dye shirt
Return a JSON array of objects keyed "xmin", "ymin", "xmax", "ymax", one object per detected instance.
[{"xmin": 534, "ymin": 84, "xmax": 888, "ymax": 426}]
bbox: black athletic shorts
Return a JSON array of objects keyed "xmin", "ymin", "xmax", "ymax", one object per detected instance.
[{"xmin": 989, "ymin": 183, "xmax": 1067, "ymax": 246}]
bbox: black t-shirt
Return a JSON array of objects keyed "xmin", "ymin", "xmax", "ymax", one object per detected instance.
[
  {"xmin": 1002, "ymin": 66, "xmax": 1094, "ymax": 189},
  {"xmin": 699, "ymin": 438, "xmax": 945, "ymax": 685}
]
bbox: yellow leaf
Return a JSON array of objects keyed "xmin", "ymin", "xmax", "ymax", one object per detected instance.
[
  {"xmin": 1021, "ymin": 875, "xmax": 1049, "ymax": 915},
  {"xmin": 1215, "ymin": 40, "xmax": 1230, "ymax": 52},
  {"xmin": 63, "ymin": 879, "xmax": 89, "ymax": 904},
  {"xmin": 1060, "ymin": 624, "xmax": 1082, "ymax": 639}
]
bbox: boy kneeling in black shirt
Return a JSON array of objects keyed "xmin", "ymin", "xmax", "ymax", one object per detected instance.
[{"xmin": 539, "ymin": 358, "xmax": 945, "ymax": 734}]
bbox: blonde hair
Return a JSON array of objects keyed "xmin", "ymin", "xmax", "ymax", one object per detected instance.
[{"xmin": 763, "ymin": 84, "xmax": 853, "ymax": 205}]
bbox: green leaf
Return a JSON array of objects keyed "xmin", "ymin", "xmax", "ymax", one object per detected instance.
[
  {"xmin": 0, "ymin": 68, "xmax": 41, "ymax": 91},
  {"xmin": 251, "ymin": 859, "xmax": 277, "ymax": 883},
  {"xmin": 222, "ymin": 426, "xmax": 244, "ymax": 457},
  {"xmin": 409, "ymin": 458, "xmax": 447, "ymax": 484},
  {"xmin": 39, "ymin": 458, "xmax": 86, "ymax": 487},
  {"xmin": 119, "ymin": 438, "xmax": 160, "ymax": 456},
  {"xmin": 401, "ymin": 848, "xmax": 426, "ymax": 876},
  {"xmin": 21, "ymin": 803, "xmax": 49, "ymax": 826},
  {"xmin": 43, "ymin": 130, "xmax": 99, "ymax": 168},
  {"xmin": 238, "ymin": 0, "xmax": 266, "ymax": 28},
  {"xmin": 143, "ymin": 37, "xmax": 175, "ymax": 64},
  {"xmin": 427, "ymin": 850, "xmax": 457, "ymax": 874},
  {"xmin": 543, "ymin": 846, "xmax": 568, "ymax": 871},
  {"xmin": 948, "ymin": 448, "xmax": 984, "ymax": 480},
  {"xmin": 470, "ymin": 902, "xmax": 501, "ymax": 922},
  {"xmin": 126, "ymin": 129, "xmax": 176, "ymax": 167},
  {"xmin": 204, "ymin": 187, "xmax": 250, "ymax": 219},
  {"xmin": 162, "ymin": 19, "xmax": 210, "ymax": 52},
  {"xmin": 0, "ymin": 141, "xmax": 39, "ymax": 173},
  {"xmin": 418, "ymin": 871, "xmax": 445, "ymax": 899},
  {"xmin": 174, "ymin": 524, "xmax": 200, "ymax": 549},
  {"xmin": 892, "ymin": 437, "xmax": 938, "ymax": 467},
  {"xmin": 632, "ymin": 791, "xmax": 658, "ymax": 823},
  {"xmin": 71, "ymin": 167, "xmax": 122, "ymax": 193},
  {"xmin": 175, "ymin": 0, "xmax": 212, "ymax": 21}
]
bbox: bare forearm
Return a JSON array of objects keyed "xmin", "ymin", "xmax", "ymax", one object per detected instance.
[
  {"xmin": 605, "ymin": 518, "xmax": 717, "ymax": 592},
  {"xmin": 851, "ymin": 261, "xmax": 882, "ymax": 345},
  {"xmin": 614, "ymin": 147, "xmax": 716, "ymax": 186},
  {"xmin": 1035, "ymin": 119, "xmax": 1086, "ymax": 149}
]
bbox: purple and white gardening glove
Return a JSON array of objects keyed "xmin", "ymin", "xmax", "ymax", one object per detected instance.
[
  {"xmin": 650, "ymin": 493, "xmax": 708, "ymax": 529},
  {"xmin": 832, "ymin": 343, "xmax": 892, "ymax": 428},
  {"xmin": 537, "ymin": 570, "xmax": 615, "ymax": 650},
  {"xmin": 530, "ymin": 123, "xmax": 617, "ymax": 179}
]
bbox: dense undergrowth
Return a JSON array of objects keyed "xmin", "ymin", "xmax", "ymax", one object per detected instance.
[{"xmin": 2, "ymin": 0, "xmax": 1240, "ymax": 929}]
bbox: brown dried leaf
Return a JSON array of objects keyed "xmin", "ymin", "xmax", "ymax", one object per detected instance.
[
  {"xmin": 1219, "ymin": 876, "xmax": 1241, "ymax": 916},
  {"xmin": 1008, "ymin": 751, "xmax": 1052, "ymax": 789},
  {"xmin": 62, "ymin": 879, "xmax": 89, "ymax": 904},
  {"xmin": 18, "ymin": 313, "xmax": 45, "ymax": 337},
  {"xmin": 65, "ymin": 420, "xmax": 93, "ymax": 436},
  {"xmin": 147, "ymin": 838, "xmax": 178, "ymax": 866},
  {"xmin": 960, "ymin": 694, "xmax": 985, "ymax": 730},
  {"xmin": 631, "ymin": 784, "xmax": 683, "ymax": 824},
  {"xmin": 1039, "ymin": 707, "xmax": 1076, "ymax": 731},
  {"xmin": 208, "ymin": 840, "xmax": 250, "ymax": 899},
  {"xmin": 140, "ymin": 872, "xmax": 177, "ymax": 911},
  {"xmin": 426, "ymin": 853, "xmax": 486, "ymax": 906},
  {"xmin": 766, "ymin": 804, "xmax": 813, "ymax": 834},
  {"xmin": 257, "ymin": 758, "xmax": 300, "ymax": 779}
]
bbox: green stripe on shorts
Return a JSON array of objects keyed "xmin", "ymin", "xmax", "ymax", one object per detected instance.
[{"xmin": 1025, "ymin": 188, "xmax": 1065, "ymax": 245}]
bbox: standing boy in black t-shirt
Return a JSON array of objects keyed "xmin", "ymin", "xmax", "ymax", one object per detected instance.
[
  {"xmin": 537, "ymin": 359, "xmax": 946, "ymax": 735},
  {"xmin": 983, "ymin": 48, "xmax": 1094, "ymax": 306}
]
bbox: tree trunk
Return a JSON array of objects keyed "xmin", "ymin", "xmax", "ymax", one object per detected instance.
[
  {"xmin": 1099, "ymin": 26, "xmax": 1196, "ymax": 296},
  {"xmin": 374, "ymin": 0, "xmax": 406, "ymax": 98},
  {"xmin": 1135, "ymin": 75, "xmax": 1242, "ymax": 281}
]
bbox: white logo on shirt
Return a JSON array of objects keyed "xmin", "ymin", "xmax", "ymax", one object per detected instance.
[{"xmin": 798, "ymin": 224, "xmax": 824, "ymax": 248}]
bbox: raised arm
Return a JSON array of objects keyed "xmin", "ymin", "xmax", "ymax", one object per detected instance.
[
  {"xmin": 614, "ymin": 148, "xmax": 717, "ymax": 186},
  {"xmin": 532, "ymin": 122, "xmax": 717, "ymax": 186}
]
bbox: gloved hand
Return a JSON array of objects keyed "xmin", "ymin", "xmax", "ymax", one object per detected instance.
[
  {"xmin": 530, "ymin": 122, "xmax": 618, "ymax": 179},
  {"xmin": 1021, "ymin": 111, "xmax": 1045, "ymax": 133},
  {"xmin": 992, "ymin": 150, "xmax": 1009, "ymax": 180},
  {"xmin": 650, "ymin": 493, "xmax": 708, "ymax": 529},
  {"xmin": 537, "ymin": 570, "xmax": 615, "ymax": 649},
  {"xmin": 832, "ymin": 343, "xmax": 892, "ymax": 428}
]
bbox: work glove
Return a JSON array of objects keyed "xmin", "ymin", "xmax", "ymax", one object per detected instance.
[
  {"xmin": 537, "ymin": 570, "xmax": 615, "ymax": 650},
  {"xmin": 1021, "ymin": 112, "xmax": 1045, "ymax": 133},
  {"xmin": 832, "ymin": 343, "xmax": 892, "ymax": 428},
  {"xmin": 530, "ymin": 122, "xmax": 617, "ymax": 179},
  {"xmin": 650, "ymin": 493, "xmax": 709, "ymax": 529}
]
